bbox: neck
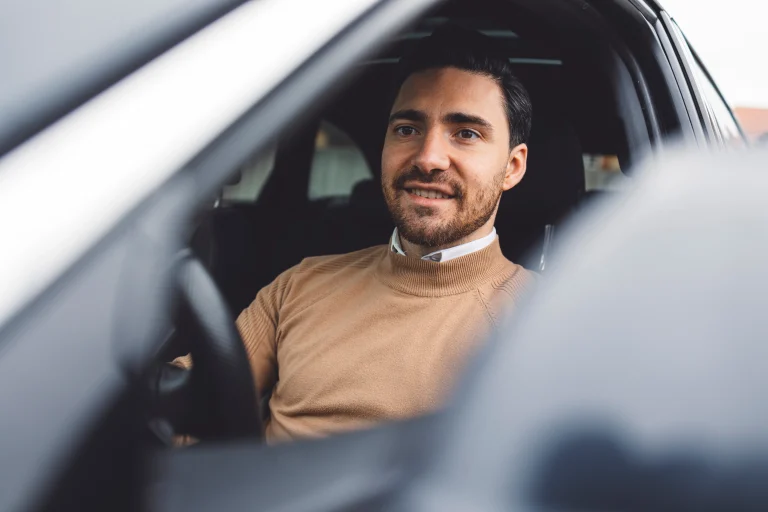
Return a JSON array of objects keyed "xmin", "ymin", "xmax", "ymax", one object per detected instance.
[
  {"xmin": 379, "ymin": 236, "xmax": 513, "ymax": 297},
  {"xmin": 399, "ymin": 223, "xmax": 495, "ymax": 259}
]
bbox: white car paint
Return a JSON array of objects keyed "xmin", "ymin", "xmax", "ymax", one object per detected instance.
[{"xmin": 0, "ymin": 0, "xmax": 380, "ymax": 326}]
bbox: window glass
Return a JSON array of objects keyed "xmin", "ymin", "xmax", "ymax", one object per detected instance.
[
  {"xmin": 583, "ymin": 154, "xmax": 630, "ymax": 191},
  {"xmin": 689, "ymin": 59, "xmax": 744, "ymax": 146},
  {"xmin": 671, "ymin": 21, "xmax": 744, "ymax": 147},
  {"xmin": 308, "ymin": 121, "xmax": 373, "ymax": 200},
  {"xmin": 220, "ymin": 145, "xmax": 276, "ymax": 203}
]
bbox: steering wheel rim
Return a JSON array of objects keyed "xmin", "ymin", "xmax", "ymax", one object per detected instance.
[{"xmin": 153, "ymin": 250, "xmax": 262, "ymax": 442}]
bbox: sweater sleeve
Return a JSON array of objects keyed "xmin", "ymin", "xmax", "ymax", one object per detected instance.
[
  {"xmin": 167, "ymin": 268, "xmax": 295, "ymax": 446},
  {"xmin": 171, "ymin": 267, "xmax": 296, "ymax": 396},
  {"xmin": 235, "ymin": 266, "xmax": 296, "ymax": 396}
]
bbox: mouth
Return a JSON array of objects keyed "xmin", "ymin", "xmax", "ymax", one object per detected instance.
[
  {"xmin": 404, "ymin": 188, "xmax": 455, "ymax": 200},
  {"xmin": 399, "ymin": 181, "xmax": 458, "ymax": 203}
]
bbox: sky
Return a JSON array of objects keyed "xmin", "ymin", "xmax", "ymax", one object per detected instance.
[{"xmin": 661, "ymin": 0, "xmax": 768, "ymax": 109}]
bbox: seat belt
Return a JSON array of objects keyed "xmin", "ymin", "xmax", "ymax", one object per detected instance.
[{"xmin": 539, "ymin": 224, "xmax": 555, "ymax": 273}]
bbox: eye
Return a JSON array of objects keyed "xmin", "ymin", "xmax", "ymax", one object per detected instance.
[
  {"xmin": 394, "ymin": 125, "xmax": 418, "ymax": 137},
  {"xmin": 457, "ymin": 129, "xmax": 480, "ymax": 140}
]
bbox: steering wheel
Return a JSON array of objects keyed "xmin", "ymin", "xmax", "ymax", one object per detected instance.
[{"xmin": 150, "ymin": 250, "xmax": 262, "ymax": 442}]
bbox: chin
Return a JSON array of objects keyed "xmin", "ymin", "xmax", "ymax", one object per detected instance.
[{"xmin": 399, "ymin": 222, "xmax": 455, "ymax": 247}]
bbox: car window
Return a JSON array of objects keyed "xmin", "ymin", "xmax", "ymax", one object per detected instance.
[
  {"xmin": 220, "ymin": 146, "xmax": 277, "ymax": 203},
  {"xmin": 688, "ymin": 58, "xmax": 745, "ymax": 147},
  {"xmin": 308, "ymin": 121, "xmax": 373, "ymax": 200},
  {"xmin": 583, "ymin": 153, "xmax": 630, "ymax": 191},
  {"xmin": 670, "ymin": 21, "xmax": 745, "ymax": 147}
]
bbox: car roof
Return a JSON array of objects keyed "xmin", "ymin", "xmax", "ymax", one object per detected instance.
[{"xmin": 0, "ymin": 0, "xmax": 243, "ymax": 157}]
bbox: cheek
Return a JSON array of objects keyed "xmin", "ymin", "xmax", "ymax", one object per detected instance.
[
  {"xmin": 454, "ymin": 153, "xmax": 502, "ymax": 190},
  {"xmin": 381, "ymin": 142, "xmax": 408, "ymax": 181},
  {"xmin": 454, "ymin": 155, "xmax": 502, "ymax": 189}
]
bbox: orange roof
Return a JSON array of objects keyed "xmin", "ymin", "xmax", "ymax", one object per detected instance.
[{"xmin": 734, "ymin": 108, "xmax": 768, "ymax": 141}]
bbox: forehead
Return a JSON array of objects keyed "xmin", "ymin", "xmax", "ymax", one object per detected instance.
[{"xmin": 392, "ymin": 67, "xmax": 507, "ymax": 124}]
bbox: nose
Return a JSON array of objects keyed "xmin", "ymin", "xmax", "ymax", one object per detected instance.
[{"xmin": 412, "ymin": 129, "xmax": 450, "ymax": 173}]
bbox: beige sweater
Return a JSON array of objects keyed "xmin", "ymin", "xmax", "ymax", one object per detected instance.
[{"xmin": 235, "ymin": 238, "xmax": 536, "ymax": 443}]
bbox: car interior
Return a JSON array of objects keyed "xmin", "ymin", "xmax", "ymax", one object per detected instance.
[
  {"xmin": 15, "ymin": 0, "xmax": 691, "ymax": 511},
  {"xmin": 190, "ymin": 0, "xmax": 646, "ymax": 316}
]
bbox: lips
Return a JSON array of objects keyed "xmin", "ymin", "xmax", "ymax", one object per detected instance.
[
  {"xmin": 401, "ymin": 181, "xmax": 457, "ymax": 200},
  {"xmin": 406, "ymin": 188, "xmax": 453, "ymax": 199}
]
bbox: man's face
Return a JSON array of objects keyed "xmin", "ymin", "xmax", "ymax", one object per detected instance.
[{"xmin": 381, "ymin": 67, "xmax": 527, "ymax": 249}]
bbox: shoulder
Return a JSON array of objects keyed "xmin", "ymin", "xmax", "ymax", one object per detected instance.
[
  {"xmin": 488, "ymin": 261, "xmax": 540, "ymax": 301},
  {"xmin": 294, "ymin": 245, "xmax": 386, "ymax": 275},
  {"xmin": 478, "ymin": 262, "xmax": 539, "ymax": 327},
  {"xmin": 264, "ymin": 245, "xmax": 387, "ymax": 303}
]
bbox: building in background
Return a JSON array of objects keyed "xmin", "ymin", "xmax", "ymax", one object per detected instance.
[{"xmin": 734, "ymin": 108, "xmax": 768, "ymax": 144}]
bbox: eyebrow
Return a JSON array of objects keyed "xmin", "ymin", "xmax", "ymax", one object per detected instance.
[
  {"xmin": 444, "ymin": 112, "xmax": 493, "ymax": 132},
  {"xmin": 388, "ymin": 109, "xmax": 425, "ymax": 124},
  {"xmin": 388, "ymin": 109, "xmax": 494, "ymax": 132}
]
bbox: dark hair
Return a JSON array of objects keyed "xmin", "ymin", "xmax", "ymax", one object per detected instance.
[{"xmin": 393, "ymin": 24, "xmax": 532, "ymax": 148}]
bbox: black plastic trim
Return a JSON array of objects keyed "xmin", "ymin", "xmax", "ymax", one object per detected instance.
[
  {"xmin": 572, "ymin": 0, "xmax": 703, "ymax": 144},
  {"xmin": 627, "ymin": 0, "xmax": 658, "ymax": 21},
  {"xmin": 605, "ymin": 5, "xmax": 663, "ymax": 145},
  {"xmin": 659, "ymin": 11, "xmax": 713, "ymax": 144},
  {"xmin": 653, "ymin": 16, "xmax": 703, "ymax": 143}
]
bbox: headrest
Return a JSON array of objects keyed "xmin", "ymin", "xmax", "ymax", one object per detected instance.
[
  {"xmin": 349, "ymin": 178, "xmax": 387, "ymax": 212},
  {"xmin": 500, "ymin": 107, "xmax": 584, "ymax": 224}
]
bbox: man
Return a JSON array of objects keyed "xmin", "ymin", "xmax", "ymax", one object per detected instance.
[{"xmin": 210, "ymin": 25, "xmax": 535, "ymax": 443}]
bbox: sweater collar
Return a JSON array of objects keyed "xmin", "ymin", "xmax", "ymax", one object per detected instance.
[{"xmin": 376, "ymin": 236, "xmax": 512, "ymax": 297}]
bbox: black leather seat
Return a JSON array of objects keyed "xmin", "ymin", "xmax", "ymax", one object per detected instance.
[{"xmin": 497, "ymin": 106, "xmax": 585, "ymax": 265}]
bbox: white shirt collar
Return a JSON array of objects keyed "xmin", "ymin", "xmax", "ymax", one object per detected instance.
[{"xmin": 390, "ymin": 227, "xmax": 497, "ymax": 263}]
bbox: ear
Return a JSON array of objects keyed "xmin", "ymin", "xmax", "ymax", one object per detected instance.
[{"xmin": 502, "ymin": 143, "xmax": 528, "ymax": 191}]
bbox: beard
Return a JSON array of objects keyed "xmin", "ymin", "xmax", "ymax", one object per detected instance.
[{"xmin": 383, "ymin": 166, "xmax": 505, "ymax": 248}]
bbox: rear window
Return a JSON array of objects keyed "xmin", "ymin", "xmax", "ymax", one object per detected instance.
[
  {"xmin": 220, "ymin": 146, "xmax": 276, "ymax": 203},
  {"xmin": 308, "ymin": 121, "xmax": 372, "ymax": 200},
  {"xmin": 583, "ymin": 153, "xmax": 630, "ymax": 191}
]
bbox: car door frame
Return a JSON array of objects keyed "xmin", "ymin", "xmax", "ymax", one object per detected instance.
[
  {"xmin": 685, "ymin": 42, "xmax": 749, "ymax": 146},
  {"xmin": 656, "ymin": 10, "xmax": 747, "ymax": 148},
  {"xmin": 0, "ymin": 0, "xmax": 441, "ymax": 510}
]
